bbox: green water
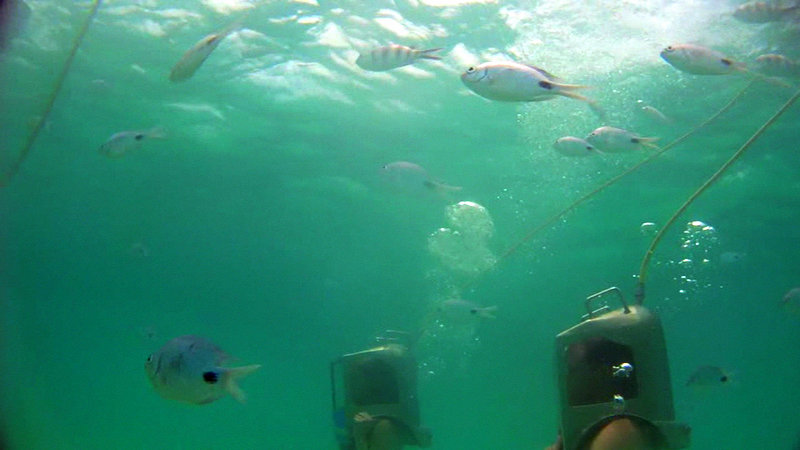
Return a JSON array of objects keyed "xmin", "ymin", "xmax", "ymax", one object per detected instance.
[{"xmin": 2, "ymin": 0, "xmax": 800, "ymax": 448}]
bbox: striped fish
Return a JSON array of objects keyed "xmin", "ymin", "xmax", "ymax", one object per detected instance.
[
  {"xmin": 169, "ymin": 22, "xmax": 241, "ymax": 82},
  {"xmin": 755, "ymin": 53, "xmax": 800, "ymax": 78},
  {"xmin": 733, "ymin": 1, "xmax": 799, "ymax": 23},
  {"xmin": 355, "ymin": 45, "xmax": 442, "ymax": 72}
]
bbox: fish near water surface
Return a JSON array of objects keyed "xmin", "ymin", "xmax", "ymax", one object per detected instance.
[
  {"xmin": 732, "ymin": 1, "xmax": 799, "ymax": 23},
  {"xmin": 356, "ymin": 45, "xmax": 442, "ymax": 72},
  {"xmin": 553, "ymin": 136, "xmax": 601, "ymax": 157},
  {"xmin": 460, "ymin": 61, "xmax": 605, "ymax": 118},
  {"xmin": 145, "ymin": 335, "xmax": 260, "ymax": 405},
  {"xmin": 660, "ymin": 44, "xmax": 746, "ymax": 75},
  {"xmin": 170, "ymin": 22, "xmax": 242, "ymax": 82}
]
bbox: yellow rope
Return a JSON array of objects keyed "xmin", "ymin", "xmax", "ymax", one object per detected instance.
[
  {"xmin": 636, "ymin": 86, "xmax": 800, "ymax": 304},
  {"xmin": 496, "ymin": 79, "xmax": 756, "ymax": 264},
  {"xmin": 1, "ymin": 0, "xmax": 102, "ymax": 187}
]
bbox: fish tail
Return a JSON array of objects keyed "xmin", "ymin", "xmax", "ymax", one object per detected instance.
[
  {"xmin": 222, "ymin": 364, "xmax": 261, "ymax": 403},
  {"xmin": 146, "ymin": 126, "xmax": 168, "ymax": 139},
  {"xmin": 555, "ymin": 90, "xmax": 606, "ymax": 119},
  {"xmin": 478, "ymin": 305, "xmax": 498, "ymax": 319},
  {"xmin": 419, "ymin": 47, "xmax": 443, "ymax": 60},
  {"xmin": 635, "ymin": 136, "xmax": 660, "ymax": 150}
]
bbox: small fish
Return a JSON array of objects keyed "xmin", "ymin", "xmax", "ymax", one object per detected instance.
[
  {"xmin": 98, "ymin": 127, "xmax": 166, "ymax": 158},
  {"xmin": 733, "ymin": 1, "xmax": 799, "ymax": 23},
  {"xmin": 437, "ymin": 299, "xmax": 497, "ymax": 320},
  {"xmin": 719, "ymin": 251, "xmax": 746, "ymax": 264},
  {"xmin": 754, "ymin": 54, "xmax": 800, "ymax": 78},
  {"xmin": 381, "ymin": 161, "xmax": 461, "ymax": 195},
  {"xmin": 461, "ymin": 61, "xmax": 604, "ymax": 118},
  {"xmin": 145, "ymin": 335, "xmax": 260, "ymax": 405},
  {"xmin": 640, "ymin": 105, "xmax": 673, "ymax": 124},
  {"xmin": 586, "ymin": 126, "xmax": 659, "ymax": 153},
  {"xmin": 781, "ymin": 287, "xmax": 800, "ymax": 316},
  {"xmin": 612, "ymin": 362, "xmax": 634, "ymax": 378},
  {"xmin": 685, "ymin": 365, "xmax": 732, "ymax": 387},
  {"xmin": 660, "ymin": 44, "xmax": 746, "ymax": 75},
  {"xmin": 553, "ymin": 136, "xmax": 601, "ymax": 157},
  {"xmin": 169, "ymin": 22, "xmax": 241, "ymax": 82},
  {"xmin": 355, "ymin": 45, "xmax": 442, "ymax": 72}
]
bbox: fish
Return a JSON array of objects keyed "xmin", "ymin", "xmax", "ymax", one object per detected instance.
[
  {"xmin": 98, "ymin": 127, "xmax": 166, "ymax": 158},
  {"xmin": 733, "ymin": 1, "xmax": 799, "ymax": 23},
  {"xmin": 437, "ymin": 299, "xmax": 497, "ymax": 320},
  {"xmin": 719, "ymin": 251, "xmax": 746, "ymax": 264},
  {"xmin": 169, "ymin": 21, "xmax": 242, "ymax": 82},
  {"xmin": 460, "ymin": 61, "xmax": 605, "ymax": 118},
  {"xmin": 781, "ymin": 287, "xmax": 800, "ymax": 316},
  {"xmin": 553, "ymin": 136, "xmax": 602, "ymax": 157},
  {"xmin": 685, "ymin": 365, "xmax": 732, "ymax": 387},
  {"xmin": 640, "ymin": 105, "xmax": 673, "ymax": 124},
  {"xmin": 380, "ymin": 161, "xmax": 461, "ymax": 195},
  {"xmin": 585, "ymin": 126, "xmax": 659, "ymax": 153},
  {"xmin": 145, "ymin": 335, "xmax": 261, "ymax": 405},
  {"xmin": 660, "ymin": 44, "xmax": 747, "ymax": 75},
  {"xmin": 754, "ymin": 54, "xmax": 800, "ymax": 78},
  {"xmin": 355, "ymin": 45, "xmax": 442, "ymax": 72}
]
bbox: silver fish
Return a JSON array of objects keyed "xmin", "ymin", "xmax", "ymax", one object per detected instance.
[
  {"xmin": 98, "ymin": 127, "xmax": 166, "ymax": 158},
  {"xmin": 355, "ymin": 45, "xmax": 442, "ymax": 72},
  {"xmin": 145, "ymin": 335, "xmax": 260, "ymax": 404},
  {"xmin": 754, "ymin": 54, "xmax": 800, "ymax": 78},
  {"xmin": 169, "ymin": 22, "xmax": 241, "ymax": 82},
  {"xmin": 660, "ymin": 44, "xmax": 746, "ymax": 75},
  {"xmin": 733, "ymin": 1, "xmax": 799, "ymax": 23},
  {"xmin": 782, "ymin": 287, "xmax": 800, "ymax": 317},
  {"xmin": 437, "ymin": 299, "xmax": 497, "ymax": 320},
  {"xmin": 640, "ymin": 105, "xmax": 673, "ymax": 124},
  {"xmin": 553, "ymin": 136, "xmax": 601, "ymax": 157},
  {"xmin": 461, "ymin": 61, "xmax": 604, "ymax": 117},
  {"xmin": 685, "ymin": 365, "xmax": 731, "ymax": 387},
  {"xmin": 381, "ymin": 161, "xmax": 461, "ymax": 195},
  {"xmin": 586, "ymin": 126, "xmax": 658, "ymax": 153}
]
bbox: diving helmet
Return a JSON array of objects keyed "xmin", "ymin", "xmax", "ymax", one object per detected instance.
[{"xmin": 554, "ymin": 287, "xmax": 690, "ymax": 449}]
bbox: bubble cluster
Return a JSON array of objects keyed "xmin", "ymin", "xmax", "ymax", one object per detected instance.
[
  {"xmin": 427, "ymin": 201, "xmax": 496, "ymax": 277},
  {"xmin": 672, "ymin": 220, "xmax": 718, "ymax": 298}
]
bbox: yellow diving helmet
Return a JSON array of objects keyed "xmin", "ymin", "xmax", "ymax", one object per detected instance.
[{"xmin": 554, "ymin": 287, "xmax": 690, "ymax": 449}]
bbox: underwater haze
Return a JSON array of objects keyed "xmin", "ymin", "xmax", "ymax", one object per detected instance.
[{"xmin": 2, "ymin": 0, "xmax": 800, "ymax": 448}]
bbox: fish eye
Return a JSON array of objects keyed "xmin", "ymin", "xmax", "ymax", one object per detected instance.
[
  {"xmin": 665, "ymin": 46, "xmax": 674, "ymax": 52},
  {"xmin": 466, "ymin": 66, "xmax": 476, "ymax": 73}
]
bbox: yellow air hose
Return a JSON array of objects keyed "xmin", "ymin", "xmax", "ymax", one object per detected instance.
[
  {"xmin": 1, "ymin": 0, "xmax": 102, "ymax": 187},
  {"xmin": 635, "ymin": 86, "xmax": 800, "ymax": 305}
]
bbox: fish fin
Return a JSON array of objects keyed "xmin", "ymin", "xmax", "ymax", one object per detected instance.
[
  {"xmin": 558, "ymin": 90, "xmax": 607, "ymax": 120},
  {"xmin": 222, "ymin": 364, "xmax": 261, "ymax": 403},
  {"xmin": 524, "ymin": 64, "xmax": 561, "ymax": 81},
  {"xmin": 478, "ymin": 305, "xmax": 498, "ymax": 319},
  {"xmin": 634, "ymin": 136, "xmax": 660, "ymax": 150},
  {"xmin": 419, "ymin": 47, "xmax": 443, "ymax": 60}
]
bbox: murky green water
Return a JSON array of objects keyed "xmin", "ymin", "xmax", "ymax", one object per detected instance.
[{"xmin": 2, "ymin": 0, "xmax": 800, "ymax": 448}]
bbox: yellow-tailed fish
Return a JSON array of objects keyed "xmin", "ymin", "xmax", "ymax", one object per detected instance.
[
  {"xmin": 355, "ymin": 45, "xmax": 442, "ymax": 72},
  {"xmin": 660, "ymin": 44, "xmax": 746, "ymax": 75},
  {"xmin": 145, "ymin": 335, "xmax": 260, "ymax": 405},
  {"xmin": 461, "ymin": 61, "xmax": 605, "ymax": 118},
  {"xmin": 169, "ymin": 21, "xmax": 242, "ymax": 82}
]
